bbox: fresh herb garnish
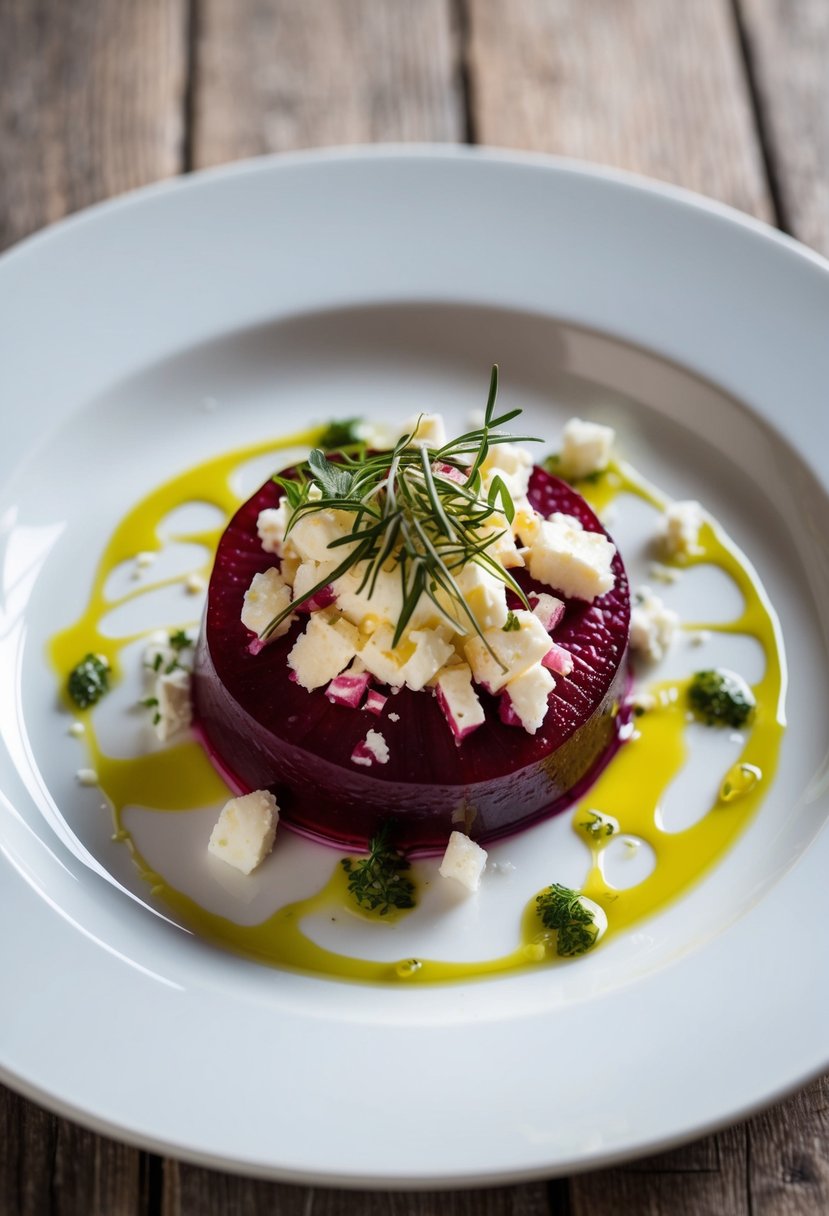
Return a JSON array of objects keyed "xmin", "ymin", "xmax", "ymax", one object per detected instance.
[
  {"xmin": 67, "ymin": 654, "xmax": 111, "ymax": 709},
  {"xmin": 502, "ymin": 610, "xmax": 521, "ymax": 632},
  {"xmin": 580, "ymin": 811, "xmax": 615, "ymax": 838},
  {"xmin": 317, "ymin": 418, "xmax": 365, "ymax": 450},
  {"xmin": 536, "ymin": 883, "xmax": 601, "ymax": 957},
  {"xmin": 341, "ymin": 824, "xmax": 415, "ymax": 916},
  {"xmin": 688, "ymin": 669, "xmax": 755, "ymax": 728},
  {"xmin": 168, "ymin": 629, "xmax": 192, "ymax": 652},
  {"xmin": 265, "ymin": 366, "xmax": 540, "ymax": 656}
]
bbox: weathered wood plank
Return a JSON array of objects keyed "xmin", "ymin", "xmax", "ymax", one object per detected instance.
[
  {"xmin": 0, "ymin": 1086, "xmax": 147, "ymax": 1216},
  {"xmin": 162, "ymin": 1169, "xmax": 552, "ymax": 1216},
  {"xmin": 0, "ymin": 0, "xmax": 189, "ymax": 250},
  {"xmin": 570, "ymin": 1125, "xmax": 749, "ymax": 1216},
  {"xmin": 747, "ymin": 1075, "xmax": 829, "ymax": 1215},
  {"xmin": 465, "ymin": 0, "xmax": 773, "ymax": 220},
  {"xmin": 737, "ymin": 0, "xmax": 829, "ymax": 256},
  {"xmin": 191, "ymin": 0, "xmax": 463, "ymax": 167}
]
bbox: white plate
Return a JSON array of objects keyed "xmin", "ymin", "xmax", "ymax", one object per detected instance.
[{"xmin": 1, "ymin": 147, "xmax": 829, "ymax": 1187}]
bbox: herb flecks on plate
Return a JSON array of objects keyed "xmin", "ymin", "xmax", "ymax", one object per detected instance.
[
  {"xmin": 536, "ymin": 882, "xmax": 602, "ymax": 957},
  {"xmin": 341, "ymin": 824, "xmax": 416, "ymax": 916},
  {"xmin": 67, "ymin": 653, "xmax": 111, "ymax": 709}
]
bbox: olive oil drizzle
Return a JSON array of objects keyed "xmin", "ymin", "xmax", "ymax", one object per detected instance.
[{"xmin": 50, "ymin": 444, "xmax": 785, "ymax": 984}]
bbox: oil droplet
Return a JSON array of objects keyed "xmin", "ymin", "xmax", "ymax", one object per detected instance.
[
  {"xmin": 395, "ymin": 958, "xmax": 423, "ymax": 979},
  {"xmin": 719, "ymin": 762, "xmax": 762, "ymax": 804}
]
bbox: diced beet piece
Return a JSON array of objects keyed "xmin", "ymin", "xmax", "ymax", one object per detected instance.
[
  {"xmin": 193, "ymin": 465, "xmax": 630, "ymax": 854},
  {"xmin": 363, "ymin": 689, "xmax": 388, "ymax": 716},
  {"xmin": 542, "ymin": 642, "xmax": 574, "ymax": 676},
  {"xmin": 530, "ymin": 592, "xmax": 565, "ymax": 631},
  {"xmin": 326, "ymin": 671, "xmax": 370, "ymax": 708}
]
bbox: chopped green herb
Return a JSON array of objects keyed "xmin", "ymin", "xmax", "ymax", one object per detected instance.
[
  {"xmin": 580, "ymin": 811, "xmax": 615, "ymax": 839},
  {"xmin": 265, "ymin": 366, "xmax": 540, "ymax": 666},
  {"xmin": 688, "ymin": 668, "xmax": 756, "ymax": 728},
  {"xmin": 317, "ymin": 418, "xmax": 365, "ymax": 450},
  {"xmin": 168, "ymin": 629, "xmax": 192, "ymax": 652},
  {"xmin": 536, "ymin": 882, "xmax": 601, "ymax": 957},
  {"xmin": 67, "ymin": 654, "xmax": 111, "ymax": 709},
  {"xmin": 140, "ymin": 696, "xmax": 159, "ymax": 709},
  {"xmin": 341, "ymin": 824, "xmax": 415, "ymax": 916},
  {"xmin": 151, "ymin": 653, "xmax": 163, "ymax": 672},
  {"xmin": 502, "ymin": 610, "xmax": 521, "ymax": 632}
]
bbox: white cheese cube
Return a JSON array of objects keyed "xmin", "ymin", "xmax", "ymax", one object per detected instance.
[
  {"xmin": 402, "ymin": 628, "xmax": 456, "ymax": 691},
  {"xmin": 208, "ymin": 789, "xmax": 278, "ymax": 875},
  {"xmin": 288, "ymin": 509, "xmax": 354, "ymax": 564},
  {"xmin": 452, "ymin": 562, "xmax": 509, "ymax": 630},
  {"xmin": 502, "ymin": 664, "xmax": 555, "ymax": 734},
  {"xmin": 629, "ymin": 588, "xmax": 679, "ymax": 662},
  {"xmin": 399, "ymin": 412, "xmax": 447, "ymax": 449},
  {"xmin": 288, "ymin": 612, "xmax": 359, "ymax": 689},
  {"xmin": 357, "ymin": 623, "xmax": 407, "ymax": 686},
  {"xmin": 530, "ymin": 592, "xmax": 565, "ymax": 631},
  {"xmin": 464, "ymin": 611, "xmax": 552, "ymax": 693},
  {"xmin": 527, "ymin": 516, "xmax": 615, "ymax": 602},
  {"xmin": 439, "ymin": 831, "xmax": 488, "ymax": 892},
  {"xmin": 480, "ymin": 512, "xmax": 525, "ymax": 569},
  {"xmin": 480, "ymin": 443, "xmax": 534, "ymax": 500},
  {"xmin": 513, "ymin": 500, "xmax": 542, "ymax": 546},
  {"xmin": 660, "ymin": 500, "xmax": 703, "ymax": 558},
  {"xmin": 154, "ymin": 668, "xmax": 193, "ymax": 742},
  {"xmin": 257, "ymin": 502, "xmax": 291, "ymax": 556},
  {"xmin": 560, "ymin": 418, "xmax": 615, "ymax": 479},
  {"xmin": 241, "ymin": 568, "xmax": 293, "ymax": 640},
  {"xmin": 435, "ymin": 665, "xmax": 486, "ymax": 741}
]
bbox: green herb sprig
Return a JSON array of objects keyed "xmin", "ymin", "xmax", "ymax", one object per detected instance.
[
  {"xmin": 536, "ymin": 883, "xmax": 601, "ymax": 957},
  {"xmin": 265, "ymin": 366, "xmax": 540, "ymax": 654},
  {"xmin": 67, "ymin": 653, "xmax": 111, "ymax": 709},
  {"xmin": 341, "ymin": 824, "xmax": 415, "ymax": 916}
]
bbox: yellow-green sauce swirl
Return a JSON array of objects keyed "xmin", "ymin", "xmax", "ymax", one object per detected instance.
[{"xmin": 50, "ymin": 440, "xmax": 786, "ymax": 984}]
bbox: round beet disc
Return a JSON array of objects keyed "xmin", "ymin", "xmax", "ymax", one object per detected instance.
[{"xmin": 193, "ymin": 466, "xmax": 630, "ymax": 853}]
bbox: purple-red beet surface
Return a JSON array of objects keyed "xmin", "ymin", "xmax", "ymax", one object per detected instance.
[{"xmin": 193, "ymin": 466, "xmax": 630, "ymax": 853}]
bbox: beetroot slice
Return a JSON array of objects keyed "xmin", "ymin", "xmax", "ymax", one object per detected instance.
[{"xmin": 193, "ymin": 466, "xmax": 630, "ymax": 853}]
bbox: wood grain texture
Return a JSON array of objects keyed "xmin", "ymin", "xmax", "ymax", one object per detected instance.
[
  {"xmin": 747, "ymin": 1075, "xmax": 829, "ymax": 1214},
  {"xmin": 465, "ymin": 0, "xmax": 773, "ymax": 220},
  {"xmin": 162, "ymin": 1169, "xmax": 553, "ymax": 1216},
  {"xmin": 0, "ymin": 1087, "xmax": 146, "ymax": 1216},
  {"xmin": 0, "ymin": 0, "xmax": 188, "ymax": 250},
  {"xmin": 570, "ymin": 1125, "xmax": 750, "ymax": 1216},
  {"xmin": 737, "ymin": 0, "xmax": 829, "ymax": 255},
  {"xmin": 191, "ymin": 0, "xmax": 463, "ymax": 167}
]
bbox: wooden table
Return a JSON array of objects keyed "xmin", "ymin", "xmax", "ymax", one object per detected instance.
[{"xmin": 1, "ymin": 1, "xmax": 828, "ymax": 1212}]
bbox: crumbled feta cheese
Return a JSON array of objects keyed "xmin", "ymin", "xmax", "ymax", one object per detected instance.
[
  {"xmin": 480, "ymin": 442, "xmax": 534, "ymax": 500},
  {"xmin": 289, "ymin": 509, "xmax": 354, "ymax": 563},
  {"xmin": 388, "ymin": 712, "xmax": 400, "ymax": 723},
  {"xmin": 351, "ymin": 729, "xmax": 390, "ymax": 767},
  {"xmin": 439, "ymin": 831, "xmax": 488, "ymax": 891},
  {"xmin": 527, "ymin": 514, "xmax": 615, "ymax": 602},
  {"xmin": 480, "ymin": 511, "xmax": 525, "ymax": 569},
  {"xmin": 452, "ymin": 562, "xmax": 508, "ymax": 630},
  {"xmin": 132, "ymin": 550, "xmax": 157, "ymax": 577},
  {"xmin": 76, "ymin": 768, "xmax": 99, "ymax": 786},
  {"xmin": 629, "ymin": 587, "xmax": 679, "ymax": 662},
  {"xmin": 465, "ymin": 611, "xmax": 552, "ymax": 693},
  {"xmin": 435, "ymin": 665, "xmax": 486, "ymax": 741},
  {"xmin": 68, "ymin": 721, "xmax": 85, "ymax": 738},
  {"xmin": 660, "ymin": 500, "xmax": 703, "ymax": 559},
  {"xmin": 292, "ymin": 559, "xmax": 337, "ymax": 610},
  {"xmin": 257, "ymin": 502, "xmax": 291, "ymax": 556},
  {"xmin": 288, "ymin": 612, "xmax": 359, "ymax": 690},
  {"xmin": 560, "ymin": 418, "xmax": 615, "ymax": 479},
  {"xmin": 208, "ymin": 789, "xmax": 278, "ymax": 875},
  {"xmin": 154, "ymin": 668, "xmax": 193, "ymax": 741},
  {"xmin": 399, "ymin": 413, "xmax": 447, "ymax": 448},
  {"xmin": 500, "ymin": 663, "xmax": 555, "ymax": 734},
  {"xmin": 185, "ymin": 572, "xmax": 207, "ymax": 595},
  {"xmin": 241, "ymin": 568, "xmax": 293, "ymax": 640},
  {"xmin": 359, "ymin": 623, "xmax": 455, "ymax": 691},
  {"xmin": 144, "ymin": 629, "xmax": 180, "ymax": 674},
  {"xmin": 513, "ymin": 501, "xmax": 542, "ymax": 546}
]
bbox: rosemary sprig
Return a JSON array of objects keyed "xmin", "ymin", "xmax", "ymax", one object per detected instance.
[
  {"xmin": 341, "ymin": 824, "xmax": 415, "ymax": 916},
  {"xmin": 264, "ymin": 366, "xmax": 540, "ymax": 650}
]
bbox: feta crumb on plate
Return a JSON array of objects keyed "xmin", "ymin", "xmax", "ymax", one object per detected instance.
[
  {"xmin": 439, "ymin": 831, "xmax": 488, "ymax": 892},
  {"xmin": 560, "ymin": 418, "xmax": 615, "ymax": 479},
  {"xmin": 630, "ymin": 587, "xmax": 679, "ymax": 662},
  {"xmin": 660, "ymin": 500, "xmax": 703, "ymax": 559},
  {"xmin": 208, "ymin": 789, "xmax": 279, "ymax": 875}
]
